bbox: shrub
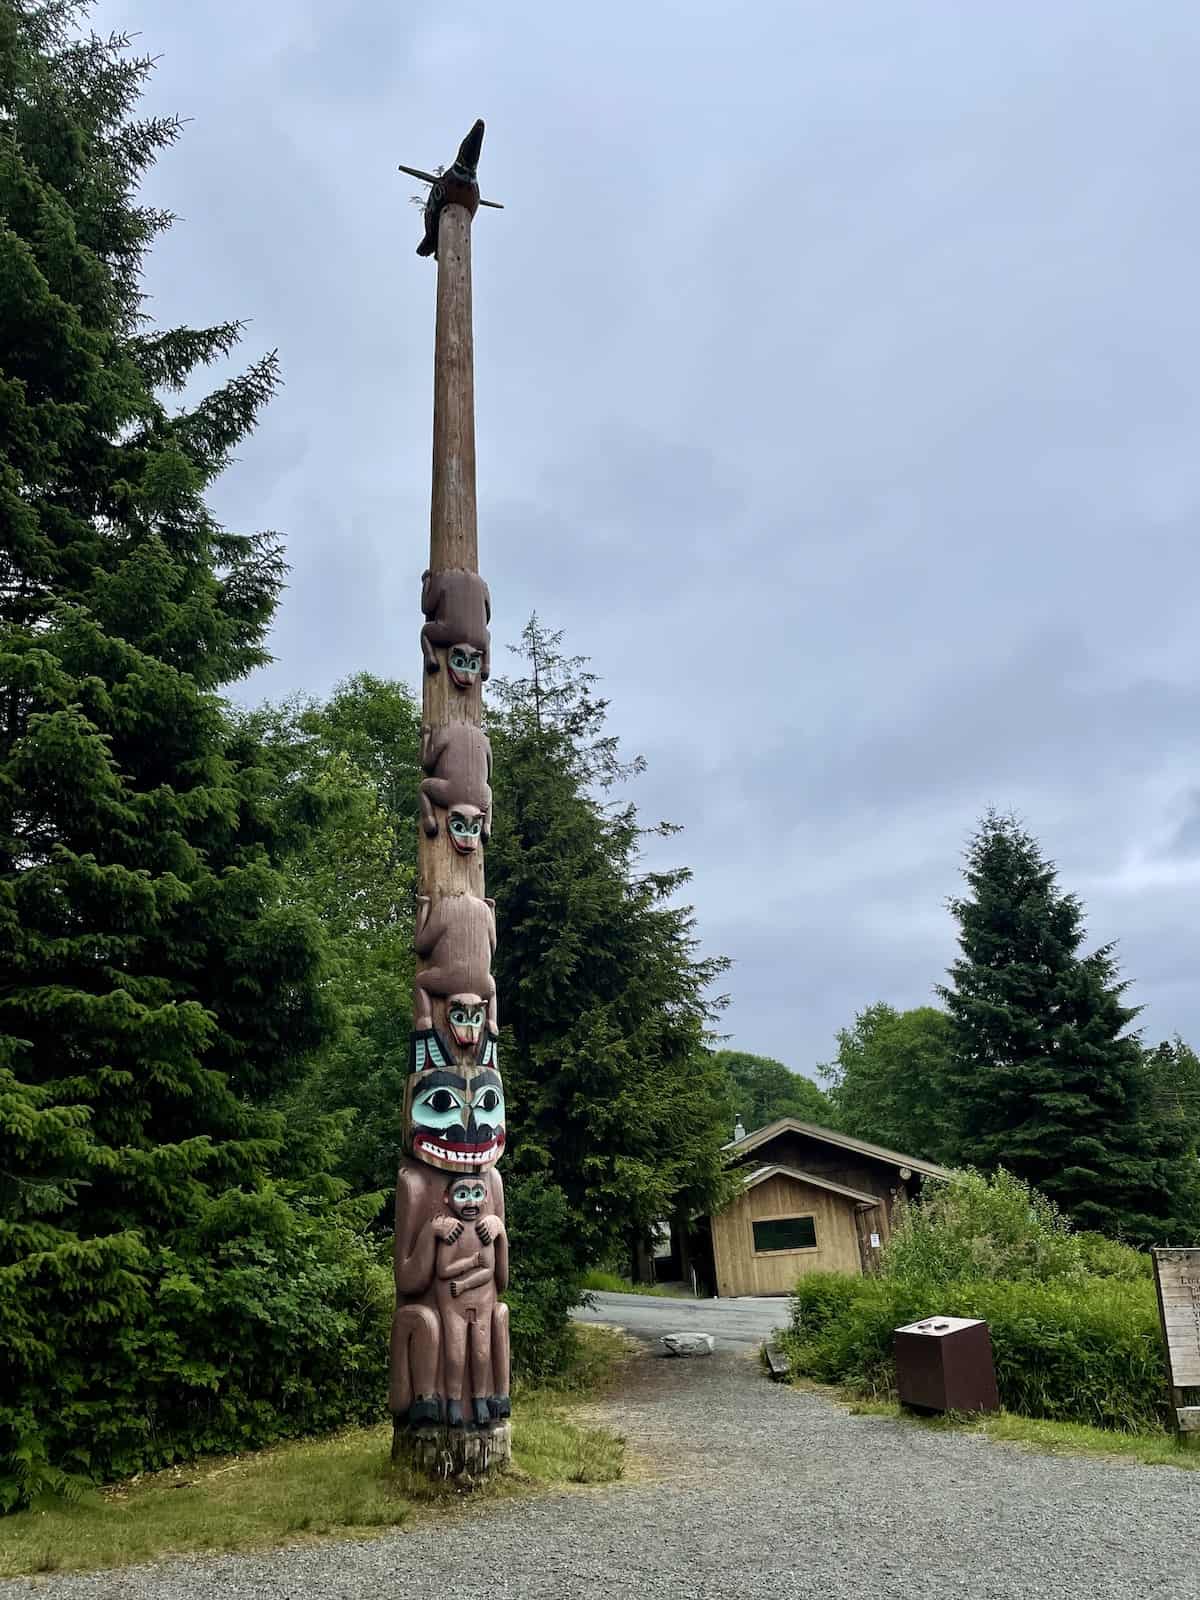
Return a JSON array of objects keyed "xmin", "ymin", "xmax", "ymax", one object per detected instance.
[
  {"xmin": 882, "ymin": 1169, "xmax": 1083, "ymax": 1287},
  {"xmin": 1073, "ymin": 1230, "xmax": 1152, "ymax": 1282},
  {"xmin": 505, "ymin": 1175, "xmax": 586, "ymax": 1382},
  {"xmin": 2, "ymin": 1189, "xmax": 392, "ymax": 1511},
  {"xmin": 784, "ymin": 1272, "xmax": 1166, "ymax": 1432}
]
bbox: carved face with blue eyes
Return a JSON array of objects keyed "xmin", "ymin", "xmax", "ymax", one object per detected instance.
[
  {"xmin": 447, "ymin": 993, "xmax": 487, "ymax": 1047},
  {"xmin": 448, "ymin": 806, "xmax": 485, "ymax": 856},
  {"xmin": 447, "ymin": 645, "xmax": 483, "ymax": 690},
  {"xmin": 405, "ymin": 1065, "xmax": 505, "ymax": 1173},
  {"xmin": 446, "ymin": 1178, "xmax": 488, "ymax": 1220}
]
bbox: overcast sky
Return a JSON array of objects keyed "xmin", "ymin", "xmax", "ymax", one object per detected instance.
[{"xmin": 95, "ymin": 0, "xmax": 1200, "ymax": 1077}]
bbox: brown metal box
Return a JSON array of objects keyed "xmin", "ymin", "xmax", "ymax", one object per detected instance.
[{"xmin": 893, "ymin": 1315, "xmax": 1000, "ymax": 1414}]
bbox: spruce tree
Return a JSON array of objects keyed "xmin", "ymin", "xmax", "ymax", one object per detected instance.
[
  {"xmin": 486, "ymin": 618, "xmax": 734, "ymax": 1268},
  {"xmin": 0, "ymin": 6, "xmax": 382, "ymax": 1506},
  {"xmin": 938, "ymin": 811, "xmax": 1177, "ymax": 1242}
]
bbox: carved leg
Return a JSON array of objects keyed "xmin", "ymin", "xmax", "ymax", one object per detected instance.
[
  {"xmin": 469, "ymin": 1310, "xmax": 494, "ymax": 1426},
  {"xmin": 420, "ymin": 623, "xmax": 440, "ymax": 674},
  {"xmin": 390, "ymin": 1303, "xmax": 441, "ymax": 1424},
  {"xmin": 490, "ymin": 1301, "xmax": 511, "ymax": 1417},
  {"xmin": 412, "ymin": 972, "xmax": 439, "ymax": 1031},
  {"xmin": 418, "ymin": 780, "xmax": 440, "ymax": 838},
  {"xmin": 442, "ymin": 1308, "xmax": 469, "ymax": 1428}
]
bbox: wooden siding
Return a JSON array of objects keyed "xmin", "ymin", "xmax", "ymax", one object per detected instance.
[
  {"xmin": 711, "ymin": 1172, "xmax": 869, "ymax": 1297},
  {"xmin": 730, "ymin": 1129, "xmax": 918, "ymax": 1244}
]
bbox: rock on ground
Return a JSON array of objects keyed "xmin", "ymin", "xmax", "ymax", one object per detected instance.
[{"xmin": 659, "ymin": 1331, "xmax": 714, "ymax": 1356}]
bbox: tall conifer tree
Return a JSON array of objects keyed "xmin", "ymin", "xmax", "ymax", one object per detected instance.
[
  {"xmin": 938, "ymin": 811, "xmax": 1178, "ymax": 1241},
  {"xmin": 0, "ymin": 4, "xmax": 382, "ymax": 1506}
]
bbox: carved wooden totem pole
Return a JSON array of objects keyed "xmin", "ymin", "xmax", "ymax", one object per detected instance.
[{"xmin": 391, "ymin": 121, "xmax": 510, "ymax": 1478}]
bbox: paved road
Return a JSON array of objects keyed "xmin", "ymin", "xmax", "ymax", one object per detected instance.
[{"xmin": 572, "ymin": 1289, "xmax": 787, "ymax": 1350}]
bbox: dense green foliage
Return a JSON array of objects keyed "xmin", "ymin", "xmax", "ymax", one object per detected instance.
[
  {"xmin": 785, "ymin": 1170, "xmax": 1163, "ymax": 1432},
  {"xmin": 784, "ymin": 1272, "xmax": 1165, "ymax": 1432},
  {"xmin": 244, "ymin": 675, "xmax": 421, "ymax": 1200},
  {"xmin": 0, "ymin": 7, "xmax": 387, "ymax": 1508},
  {"xmin": 881, "ymin": 1168, "xmax": 1149, "ymax": 1287},
  {"xmin": 937, "ymin": 811, "xmax": 1195, "ymax": 1242},
  {"xmin": 818, "ymin": 1003, "xmax": 953, "ymax": 1158},
  {"xmin": 713, "ymin": 1049, "xmax": 831, "ymax": 1133}
]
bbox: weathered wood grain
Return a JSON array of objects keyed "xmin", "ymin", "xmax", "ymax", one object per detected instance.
[{"xmin": 1152, "ymin": 1248, "xmax": 1200, "ymax": 1391}]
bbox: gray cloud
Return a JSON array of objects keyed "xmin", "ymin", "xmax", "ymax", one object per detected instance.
[{"xmin": 96, "ymin": 0, "xmax": 1200, "ymax": 1074}]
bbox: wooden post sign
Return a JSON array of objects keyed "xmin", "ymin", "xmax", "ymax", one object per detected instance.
[{"xmin": 1152, "ymin": 1247, "xmax": 1200, "ymax": 1437}]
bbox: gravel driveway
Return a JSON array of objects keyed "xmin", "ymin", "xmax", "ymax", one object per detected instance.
[{"xmin": 4, "ymin": 1335, "xmax": 1197, "ymax": 1599}]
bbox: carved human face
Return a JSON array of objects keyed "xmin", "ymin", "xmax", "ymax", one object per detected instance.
[
  {"xmin": 447, "ymin": 644, "xmax": 483, "ymax": 690},
  {"xmin": 448, "ymin": 805, "xmax": 485, "ymax": 855},
  {"xmin": 405, "ymin": 1066, "xmax": 505, "ymax": 1173},
  {"xmin": 447, "ymin": 1178, "xmax": 488, "ymax": 1221},
  {"xmin": 447, "ymin": 994, "xmax": 487, "ymax": 1048}
]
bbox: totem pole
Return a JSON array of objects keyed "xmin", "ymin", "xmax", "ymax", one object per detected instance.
[{"xmin": 390, "ymin": 121, "xmax": 510, "ymax": 1478}]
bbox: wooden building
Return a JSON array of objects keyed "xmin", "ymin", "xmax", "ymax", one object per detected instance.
[{"xmin": 702, "ymin": 1119, "xmax": 953, "ymax": 1298}]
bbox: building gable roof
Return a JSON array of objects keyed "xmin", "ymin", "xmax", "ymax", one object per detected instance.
[
  {"xmin": 742, "ymin": 1163, "xmax": 883, "ymax": 1208},
  {"xmin": 725, "ymin": 1118, "xmax": 955, "ymax": 1182}
]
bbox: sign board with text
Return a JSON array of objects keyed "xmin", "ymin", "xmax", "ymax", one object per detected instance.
[{"xmin": 1152, "ymin": 1247, "xmax": 1200, "ymax": 1390}]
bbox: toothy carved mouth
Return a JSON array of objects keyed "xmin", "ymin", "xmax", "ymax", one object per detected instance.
[{"xmin": 413, "ymin": 1131, "xmax": 505, "ymax": 1166}]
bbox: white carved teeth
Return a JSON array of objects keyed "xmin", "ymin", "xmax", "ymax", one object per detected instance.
[{"xmin": 420, "ymin": 1141, "xmax": 500, "ymax": 1163}]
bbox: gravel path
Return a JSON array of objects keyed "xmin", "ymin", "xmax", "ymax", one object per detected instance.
[{"xmin": 5, "ymin": 1342, "xmax": 1197, "ymax": 1599}]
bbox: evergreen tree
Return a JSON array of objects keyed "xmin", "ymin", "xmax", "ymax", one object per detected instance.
[
  {"xmin": 714, "ymin": 1050, "xmax": 832, "ymax": 1133},
  {"xmin": 937, "ymin": 811, "xmax": 1179, "ymax": 1242},
  {"xmin": 0, "ymin": 7, "xmax": 385, "ymax": 1507},
  {"xmin": 486, "ymin": 618, "xmax": 735, "ymax": 1267},
  {"xmin": 246, "ymin": 674, "xmax": 422, "ymax": 1197},
  {"xmin": 818, "ymin": 1003, "xmax": 953, "ymax": 1160}
]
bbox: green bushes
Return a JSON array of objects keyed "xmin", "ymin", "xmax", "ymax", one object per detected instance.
[
  {"xmin": 783, "ymin": 1171, "xmax": 1166, "ymax": 1433},
  {"xmin": 504, "ymin": 1175, "xmax": 587, "ymax": 1382},
  {"xmin": 2, "ymin": 1190, "xmax": 392, "ymax": 1511},
  {"xmin": 882, "ymin": 1169, "xmax": 1084, "ymax": 1286},
  {"xmin": 785, "ymin": 1273, "xmax": 1166, "ymax": 1431}
]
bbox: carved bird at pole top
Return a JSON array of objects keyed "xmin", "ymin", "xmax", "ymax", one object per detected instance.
[{"xmin": 398, "ymin": 118, "xmax": 504, "ymax": 259}]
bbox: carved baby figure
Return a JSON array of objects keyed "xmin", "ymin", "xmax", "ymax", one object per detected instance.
[
  {"xmin": 432, "ymin": 1175, "xmax": 510, "ymax": 1427},
  {"xmin": 412, "ymin": 893, "xmax": 497, "ymax": 1035},
  {"xmin": 419, "ymin": 722, "xmax": 492, "ymax": 853},
  {"xmin": 420, "ymin": 569, "xmax": 491, "ymax": 688}
]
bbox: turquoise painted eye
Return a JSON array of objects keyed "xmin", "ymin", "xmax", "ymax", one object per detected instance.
[
  {"xmin": 474, "ymin": 1087, "xmax": 501, "ymax": 1115},
  {"xmin": 414, "ymin": 1086, "xmax": 465, "ymax": 1128}
]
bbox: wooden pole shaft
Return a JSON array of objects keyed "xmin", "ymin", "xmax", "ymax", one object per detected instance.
[
  {"xmin": 430, "ymin": 205, "xmax": 477, "ymax": 573},
  {"xmin": 417, "ymin": 200, "xmax": 484, "ymax": 909}
]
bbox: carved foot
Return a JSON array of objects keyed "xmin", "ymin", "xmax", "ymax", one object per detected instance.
[
  {"xmin": 471, "ymin": 1397, "xmax": 491, "ymax": 1428},
  {"xmin": 408, "ymin": 1396, "xmax": 441, "ymax": 1428},
  {"xmin": 446, "ymin": 1399, "xmax": 466, "ymax": 1430},
  {"xmin": 488, "ymin": 1393, "xmax": 511, "ymax": 1420}
]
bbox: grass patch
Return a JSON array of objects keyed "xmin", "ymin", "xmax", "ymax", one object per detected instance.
[
  {"xmin": 0, "ymin": 1326, "xmax": 626, "ymax": 1580},
  {"xmin": 580, "ymin": 1269, "xmax": 694, "ymax": 1298},
  {"xmin": 824, "ymin": 1387, "xmax": 1200, "ymax": 1471}
]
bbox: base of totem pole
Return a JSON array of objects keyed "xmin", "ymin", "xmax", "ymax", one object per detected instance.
[{"xmin": 391, "ymin": 1419, "xmax": 512, "ymax": 1484}]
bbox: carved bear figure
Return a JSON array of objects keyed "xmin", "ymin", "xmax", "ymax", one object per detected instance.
[
  {"xmin": 420, "ymin": 723, "xmax": 493, "ymax": 853},
  {"xmin": 412, "ymin": 893, "xmax": 497, "ymax": 1034},
  {"xmin": 389, "ymin": 1158, "xmax": 510, "ymax": 1430},
  {"xmin": 420, "ymin": 569, "xmax": 491, "ymax": 689},
  {"xmin": 432, "ymin": 1175, "xmax": 510, "ymax": 1428}
]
